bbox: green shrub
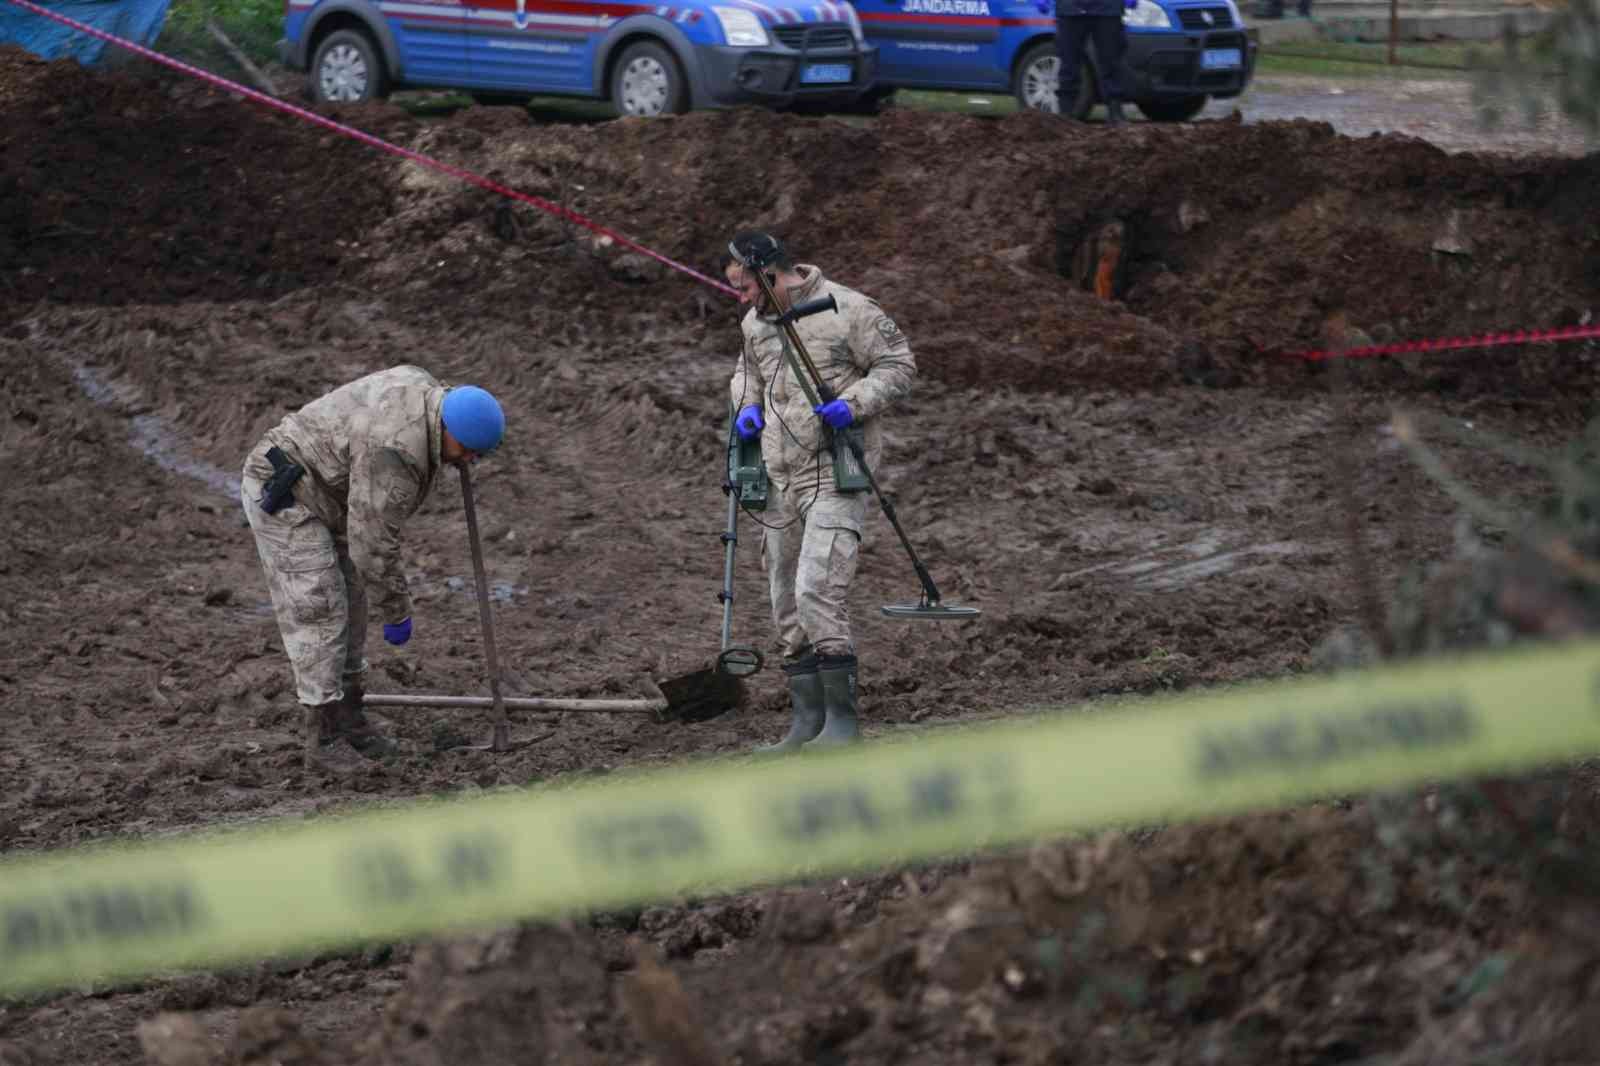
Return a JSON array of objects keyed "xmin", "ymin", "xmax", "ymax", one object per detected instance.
[{"xmin": 159, "ymin": 0, "xmax": 283, "ymax": 69}]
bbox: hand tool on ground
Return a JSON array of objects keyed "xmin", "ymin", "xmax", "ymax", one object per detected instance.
[
  {"xmin": 456, "ymin": 462, "xmax": 538, "ymax": 751},
  {"xmin": 362, "ymin": 464, "xmax": 734, "ymax": 730},
  {"xmin": 730, "ymin": 242, "xmax": 981, "ymax": 622}
]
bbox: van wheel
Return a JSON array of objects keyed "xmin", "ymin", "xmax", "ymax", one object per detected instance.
[
  {"xmin": 611, "ymin": 41, "xmax": 687, "ymax": 117},
  {"xmin": 1137, "ymin": 95, "xmax": 1207, "ymax": 122},
  {"xmin": 1013, "ymin": 41, "xmax": 1092, "ymax": 118},
  {"xmin": 310, "ymin": 29, "xmax": 387, "ymax": 103}
]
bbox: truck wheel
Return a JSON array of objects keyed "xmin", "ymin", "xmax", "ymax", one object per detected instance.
[
  {"xmin": 1013, "ymin": 41, "xmax": 1092, "ymax": 118},
  {"xmin": 611, "ymin": 41, "xmax": 687, "ymax": 118},
  {"xmin": 310, "ymin": 29, "xmax": 388, "ymax": 104},
  {"xmin": 1136, "ymin": 95, "xmax": 1207, "ymax": 122}
]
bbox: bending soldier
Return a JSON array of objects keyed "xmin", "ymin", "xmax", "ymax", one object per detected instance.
[{"xmin": 240, "ymin": 366, "xmax": 505, "ymax": 760}]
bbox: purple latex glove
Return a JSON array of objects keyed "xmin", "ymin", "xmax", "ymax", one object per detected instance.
[
  {"xmin": 735, "ymin": 404, "xmax": 764, "ymax": 440},
  {"xmin": 383, "ymin": 617, "xmax": 412, "ymax": 646},
  {"xmin": 814, "ymin": 398, "xmax": 854, "ymax": 429}
]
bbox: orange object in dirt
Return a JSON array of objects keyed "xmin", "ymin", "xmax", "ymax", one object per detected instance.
[{"xmin": 1093, "ymin": 221, "xmax": 1124, "ymax": 300}]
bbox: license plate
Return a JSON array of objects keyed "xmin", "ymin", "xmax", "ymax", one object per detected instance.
[
  {"xmin": 1200, "ymin": 47, "xmax": 1242, "ymax": 69},
  {"xmin": 801, "ymin": 62, "xmax": 852, "ymax": 84}
]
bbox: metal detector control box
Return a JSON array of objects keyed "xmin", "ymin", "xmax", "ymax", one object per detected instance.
[{"xmin": 728, "ymin": 425, "xmax": 769, "ymax": 511}]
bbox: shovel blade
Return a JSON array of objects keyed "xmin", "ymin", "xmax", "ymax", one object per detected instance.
[{"xmin": 657, "ymin": 666, "xmax": 742, "ymax": 723}]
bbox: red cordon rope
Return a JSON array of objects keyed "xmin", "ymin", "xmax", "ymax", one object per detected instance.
[
  {"xmin": 1277, "ymin": 323, "xmax": 1600, "ymax": 363},
  {"xmin": 4, "ymin": 0, "xmax": 740, "ymax": 299}
]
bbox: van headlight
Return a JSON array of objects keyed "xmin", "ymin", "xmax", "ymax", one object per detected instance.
[
  {"xmin": 842, "ymin": 1, "xmax": 866, "ymax": 44},
  {"xmin": 713, "ymin": 6, "xmax": 770, "ymax": 46},
  {"xmin": 1122, "ymin": 0, "xmax": 1172, "ymax": 26}
]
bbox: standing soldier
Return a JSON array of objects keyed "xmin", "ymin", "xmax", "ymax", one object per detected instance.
[
  {"xmin": 721, "ymin": 231, "xmax": 918, "ymax": 752},
  {"xmin": 1055, "ymin": 0, "xmax": 1130, "ymax": 125},
  {"xmin": 240, "ymin": 366, "xmax": 505, "ymax": 760}
]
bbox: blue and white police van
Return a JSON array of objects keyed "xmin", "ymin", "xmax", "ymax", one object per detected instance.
[
  {"xmin": 278, "ymin": 0, "xmax": 879, "ymax": 115},
  {"xmin": 851, "ymin": 0, "xmax": 1255, "ymax": 120}
]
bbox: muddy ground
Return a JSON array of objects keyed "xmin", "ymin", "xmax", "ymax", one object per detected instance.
[{"xmin": 5, "ymin": 41, "xmax": 1600, "ymax": 1066}]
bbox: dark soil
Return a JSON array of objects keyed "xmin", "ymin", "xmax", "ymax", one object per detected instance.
[{"xmin": 4, "ymin": 45, "xmax": 1600, "ymax": 1066}]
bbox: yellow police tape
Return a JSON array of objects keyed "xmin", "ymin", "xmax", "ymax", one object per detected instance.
[{"xmin": 5, "ymin": 638, "xmax": 1600, "ymax": 996}]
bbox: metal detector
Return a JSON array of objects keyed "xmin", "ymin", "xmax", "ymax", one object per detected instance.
[
  {"xmin": 650, "ymin": 417, "xmax": 768, "ymax": 718},
  {"xmin": 729, "ymin": 242, "xmax": 980, "ymax": 622},
  {"xmin": 714, "ymin": 412, "xmax": 767, "ymax": 677}
]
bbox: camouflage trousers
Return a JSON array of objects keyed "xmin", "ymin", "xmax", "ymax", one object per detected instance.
[
  {"xmin": 240, "ymin": 454, "xmax": 368, "ymax": 707},
  {"xmin": 761, "ymin": 479, "xmax": 869, "ymax": 661}
]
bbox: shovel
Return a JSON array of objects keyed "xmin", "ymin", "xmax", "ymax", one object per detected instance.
[
  {"xmin": 364, "ymin": 462, "xmax": 737, "ymax": 735},
  {"xmin": 453, "ymin": 460, "xmax": 539, "ymax": 752}
]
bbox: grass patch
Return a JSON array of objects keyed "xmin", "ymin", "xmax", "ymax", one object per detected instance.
[
  {"xmin": 392, "ymin": 92, "xmax": 477, "ymax": 117},
  {"xmin": 1254, "ymin": 51, "xmax": 1472, "ymax": 80},
  {"xmin": 1257, "ymin": 37, "xmax": 1562, "ymax": 78},
  {"xmin": 525, "ymin": 95, "xmax": 617, "ymax": 122},
  {"xmin": 891, "ymin": 88, "xmax": 1020, "ymax": 116},
  {"xmin": 1269, "ymin": 39, "xmax": 1494, "ymax": 69}
]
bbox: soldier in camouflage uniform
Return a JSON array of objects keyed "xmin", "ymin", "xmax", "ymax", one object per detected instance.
[
  {"xmin": 722, "ymin": 232, "xmax": 918, "ymax": 753},
  {"xmin": 239, "ymin": 366, "xmax": 506, "ymax": 759}
]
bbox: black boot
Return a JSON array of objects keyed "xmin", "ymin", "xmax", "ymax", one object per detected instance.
[
  {"xmin": 804, "ymin": 653, "xmax": 860, "ymax": 749},
  {"xmin": 757, "ymin": 652, "xmax": 826, "ymax": 755},
  {"xmin": 1105, "ymin": 99, "xmax": 1126, "ymax": 127},
  {"xmin": 324, "ymin": 679, "xmax": 396, "ymax": 758}
]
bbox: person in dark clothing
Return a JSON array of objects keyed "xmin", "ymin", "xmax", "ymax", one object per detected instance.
[{"xmin": 1055, "ymin": 0, "xmax": 1129, "ymax": 125}]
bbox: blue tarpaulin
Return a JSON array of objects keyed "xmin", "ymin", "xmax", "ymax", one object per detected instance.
[{"xmin": 0, "ymin": 0, "xmax": 172, "ymax": 67}]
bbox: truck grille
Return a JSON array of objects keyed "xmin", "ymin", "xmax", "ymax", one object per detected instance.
[
  {"xmin": 772, "ymin": 24, "xmax": 856, "ymax": 50},
  {"xmin": 1175, "ymin": 6, "xmax": 1234, "ymax": 29}
]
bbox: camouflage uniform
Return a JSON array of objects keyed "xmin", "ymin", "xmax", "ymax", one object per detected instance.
[
  {"xmin": 728, "ymin": 266, "xmax": 917, "ymax": 660},
  {"xmin": 239, "ymin": 365, "xmax": 446, "ymax": 708}
]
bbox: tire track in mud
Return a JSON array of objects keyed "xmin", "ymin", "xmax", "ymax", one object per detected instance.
[{"xmin": 68, "ymin": 360, "xmax": 242, "ymax": 503}]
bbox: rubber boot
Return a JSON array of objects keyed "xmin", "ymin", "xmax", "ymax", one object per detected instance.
[
  {"xmin": 756, "ymin": 653, "xmax": 826, "ymax": 755},
  {"xmin": 1105, "ymin": 99, "xmax": 1126, "ymax": 127},
  {"xmin": 804, "ymin": 653, "xmax": 860, "ymax": 750}
]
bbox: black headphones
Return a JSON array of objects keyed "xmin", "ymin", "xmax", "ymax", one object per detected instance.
[{"xmin": 727, "ymin": 232, "xmax": 784, "ymax": 270}]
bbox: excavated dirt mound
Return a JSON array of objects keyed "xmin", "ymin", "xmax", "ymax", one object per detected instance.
[
  {"xmin": 4, "ymin": 45, "xmax": 1600, "ymax": 1066},
  {"xmin": 6, "ymin": 49, "xmax": 1598, "ymax": 395}
]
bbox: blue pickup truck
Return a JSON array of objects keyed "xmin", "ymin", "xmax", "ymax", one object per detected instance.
[
  {"xmin": 278, "ymin": 0, "xmax": 879, "ymax": 114},
  {"xmin": 851, "ymin": 0, "xmax": 1255, "ymax": 120}
]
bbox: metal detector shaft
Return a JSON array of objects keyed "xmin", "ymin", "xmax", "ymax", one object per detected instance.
[
  {"xmin": 458, "ymin": 463, "xmax": 510, "ymax": 751},
  {"xmin": 365, "ymin": 692, "xmax": 667, "ymax": 714},
  {"xmin": 719, "ymin": 486, "xmax": 739, "ymax": 650},
  {"xmin": 750, "ymin": 267, "xmax": 949, "ymax": 609}
]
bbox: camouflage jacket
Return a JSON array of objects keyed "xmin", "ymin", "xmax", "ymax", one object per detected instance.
[
  {"xmin": 728, "ymin": 266, "xmax": 917, "ymax": 493},
  {"xmin": 260, "ymin": 365, "xmax": 445, "ymax": 624}
]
